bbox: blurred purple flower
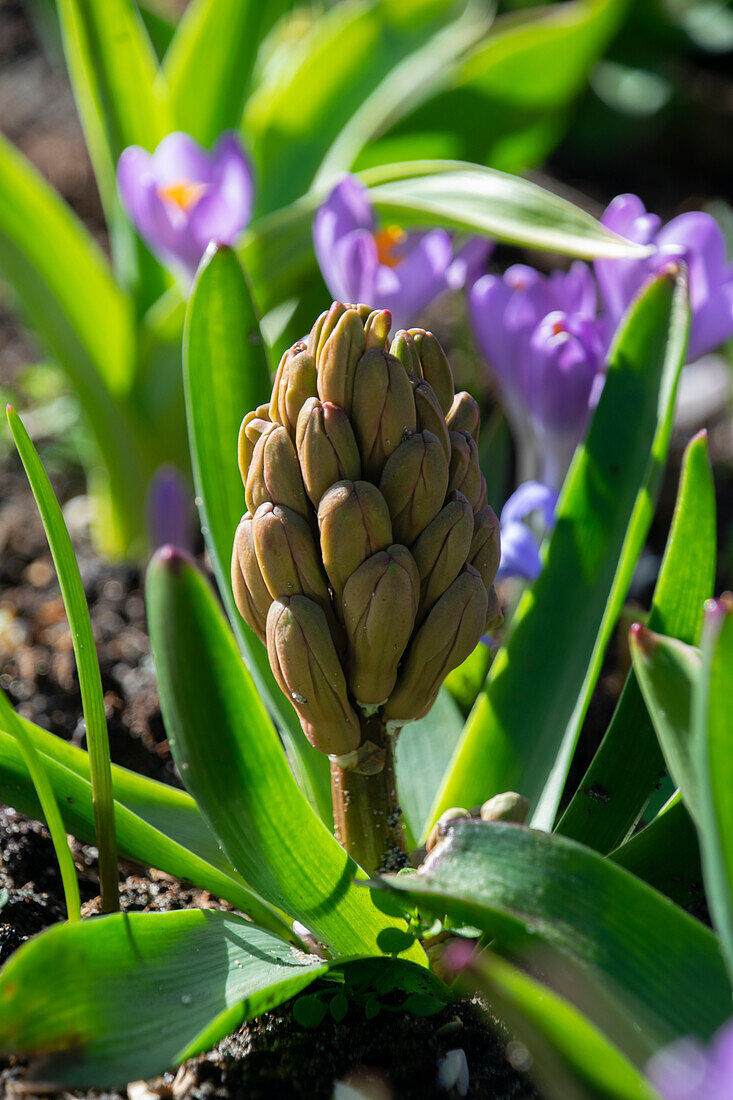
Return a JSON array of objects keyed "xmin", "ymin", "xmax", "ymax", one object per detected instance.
[
  {"xmin": 146, "ymin": 464, "xmax": 194, "ymax": 553},
  {"xmin": 595, "ymin": 194, "xmax": 733, "ymax": 361},
  {"xmin": 647, "ymin": 1018, "xmax": 733, "ymax": 1100},
  {"xmin": 313, "ymin": 175, "xmax": 490, "ymax": 330},
  {"xmin": 117, "ymin": 131, "xmax": 253, "ymax": 280},
  {"xmin": 470, "ymin": 263, "xmax": 604, "ymax": 487},
  {"xmin": 496, "ymin": 481, "xmax": 558, "ymax": 583}
]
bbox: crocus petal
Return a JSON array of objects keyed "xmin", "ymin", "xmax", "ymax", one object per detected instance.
[
  {"xmin": 501, "ymin": 480, "xmax": 558, "ymax": 529},
  {"xmin": 377, "ymin": 228, "xmax": 453, "ymax": 329},
  {"xmin": 327, "ymin": 229, "xmax": 380, "ymax": 305},
  {"xmin": 150, "ymin": 131, "xmax": 213, "ymax": 184},
  {"xmin": 469, "ymin": 274, "xmax": 518, "ymax": 391},
  {"xmin": 496, "ymin": 521, "xmax": 542, "ymax": 582},
  {"xmin": 116, "ymin": 146, "xmax": 155, "ymax": 232},
  {"xmin": 525, "ymin": 312, "xmax": 602, "ymax": 433},
  {"xmin": 313, "ymin": 175, "xmax": 375, "ymax": 272},
  {"xmin": 552, "ymin": 261, "xmax": 597, "ymax": 316},
  {"xmin": 446, "ymin": 237, "xmax": 494, "ymax": 290},
  {"xmin": 595, "ymin": 194, "xmax": 661, "ymax": 331},
  {"xmin": 188, "ymin": 135, "xmax": 253, "ymax": 252}
]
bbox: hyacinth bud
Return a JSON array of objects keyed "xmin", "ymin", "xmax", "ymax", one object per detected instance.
[
  {"xmin": 447, "ymin": 429, "xmax": 486, "ymax": 513},
  {"xmin": 296, "ymin": 398, "xmax": 361, "ymax": 508},
  {"xmin": 486, "ymin": 585, "xmax": 503, "ymax": 632},
  {"xmin": 411, "ymin": 491, "xmax": 474, "ymax": 620},
  {"xmin": 317, "ymin": 480, "xmax": 392, "ymax": 602},
  {"xmin": 266, "ymin": 596, "xmax": 360, "ymax": 756},
  {"xmin": 480, "ymin": 792, "xmax": 529, "ymax": 824},
  {"xmin": 269, "ymin": 343, "xmax": 318, "ymax": 438},
  {"xmin": 245, "ymin": 424, "xmax": 309, "ymax": 519},
  {"xmin": 409, "ymin": 329, "xmax": 454, "ymax": 415},
  {"xmin": 468, "ymin": 505, "xmax": 500, "ymax": 588},
  {"xmin": 315, "ymin": 307, "xmax": 366, "ymax": 415},
  {"xmin": 232, "ymin": 513, "xmax": 272, "ymax": 641},
  {"xmin": 413, "ymin": 380, "xmax": 451, "ymax": 460},
  {"xmin": 251, "ymin": 503, "xmax": 330, "ymax": 617},
  {"xmin": 446, "ymin": 391, "xmax": 481, "ymax": 442},
  {"xmin": 364, "ymin": 308, "xmax": 391, "ymax": 351},
  {"xmin": 308, "ymin": 301, "xmax": 348, "ymax": 358},
  {"xmin": 382, "ymin": 565, "xmax": 488, "ymax": 725},
  {"xmin": 351, "ymin": 348, "xmax": 416, "ymax": 480},
  {"xmin": 342, "ymin": 545, "xmax": 419, "ymax": 707},
  {"xmin": 379, "ymin": 430, "xmax": 449, "ymax": 546},
  {"xmin": 390, "ymin": 330, "xmax": 422, "ymax": 378},
  {"xmin": 238, "ymin": 406, "xmax": 273, "ymax": 482}
]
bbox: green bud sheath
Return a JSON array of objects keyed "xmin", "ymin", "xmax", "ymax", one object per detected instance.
[
  {"xmin": 390, "ymin": 329, "xmax": 422, "ymax": 378},
  {"xmin": 364, "ymin": 308, "xmax": 392, "ymax": 351},
  {"xmin": 315, "ymin": 308, "xmax": 366, "ymax": 415},
  {"xmin": 447, "ymin": 429, "xmax": 486, "ymax": 513},
  {"xmin": 382, "ymin": 564, "xmax": 488, "ymax": 725},
  {"xmin": 251, "ymin": 502, "xmax": 331, "ymax": 615},
  {"xmin": 317, "ymin": 479, "xmax": 392, "ymax": 602},
  {"xmin": 410, "ymin": 329, "xmax": 454, "ymax": 416},
  {"xmin": 414, "ymin": 379, "xmax": 451, "ymax": 460},
  {"xmin": 342, "ymin": 544, "xmax": 419, "ymax": 707},
  {"xmin": 446, "ymin": 391, "xmax": 481, "ymax": 442},
  {"xmin": 245, "ymin": 424, "xmax": 309, "ymax": 519},
  {"xmin": 232, "ymin": 512, "xmax": 272, "ymax": 641},
  {"xmin": 296, "ymin": 397, "xmax": 361, "ymax": 508},
  {"xmin": 468, "ymin": 505, "xmax": 501, "ymax": 589},
  {"xmin": 411, "ymin": 490, "xmax": 474, "ymax": 621},
  {"xmin": 266, "ymin": 596, "xmax": 360, "ymax": 756},
  {"xmin": 351, "ymin": 348, "xmax": 416, "ymax": 480},
  {"xmin": 379, "ymin": 429, "xmax": 449, "ymax": 546}
]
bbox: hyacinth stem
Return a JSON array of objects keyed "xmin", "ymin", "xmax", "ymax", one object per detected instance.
[{"xmin": 330, "ymin": 715, "xmax": 406, "ymax": 876}]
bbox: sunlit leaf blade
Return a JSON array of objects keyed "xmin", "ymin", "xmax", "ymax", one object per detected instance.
[
  {"xmin": 163, "ymin": 0, "xmax": 293, "ymax": 145},
  {"xmin": 558, "ymin": 429, "xmax": 715, "ymax": 850},
  {"xmin": 0, "ymin": 717, "xmax": 292, "ymax": 941},
  {"xmin": 694, "ymin": 601, "xmax": 733, "ymax": 981},
  {"xmin": 8, "ymin": 407, "xmax": 119, "ymax": 912},
  {"xmin": 184, "ymin": 246, "xmax": 331, "ymax": 822},
  {"xmin": 611, "ymin": 796, "xmax": 703, "ymax": 910},
  {"xmin": 428, "ymin": 270, "xmax": 689, "ymax": 835},
  {"xmin": 376, "ymin": 821, "xmax": 731, "ymax": 1046},
  {"xmin": 453, "ymin": 949, "xmax": 658, "ymax": 1100},
  {"xmin": 146, "ymin": 548, "xmax": 426, "ymax": 963},
  {"xmin": 0, "ymin": 910, "xmax": 326, "ymax": 1088},
  {"xmin": 630, "ymin": 627, "xmax": 701, "ymax": 823},
  {"xmin": 367, "ymin": 0, "xmax": 627, "ymax": 175}
]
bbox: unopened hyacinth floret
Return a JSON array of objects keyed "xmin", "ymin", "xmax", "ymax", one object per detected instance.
[{"xmin": 232, "ymin": 303, "xmax": 501, "ymax": 760}]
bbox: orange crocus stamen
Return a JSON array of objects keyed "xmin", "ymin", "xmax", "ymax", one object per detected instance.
[
  {"xmin": 373, "ymin": 225, "xmax": 406, "ymax": 268},
  {"xmin": 157, "ymin": 179, "xmax": 208, "ymax": 213}
]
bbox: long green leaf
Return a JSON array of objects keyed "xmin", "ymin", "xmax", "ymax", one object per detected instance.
[
  {"xmin": 8, "ymin": 407, "xmax": 119, "ymax": 913},
  {"xmin": 558, "ymin": 429, "xmax": 715, "ymax": 850},
  {"xmin": 183, "ymin": 246, "xmax": 331, "ymax": 822},
  {"xmin": 630, "ymin": 627, "xmax": 701, "ymax": 823},
  {"xmin": 428, "ymin": 269, "xmax": 689, "ymax": 834},
  {"xmin": 610, "ymin": 796, "xmax": 703, "ymax": 909},
  {"xmin": 146, "ymin": 547, "xmax": 425, "ymax": 963},
  {"xmin": 453, "ymin": 949, "xmax": 659, "ymax": 1100},
  {"xmin": 376, "ymin": 821, "xmax": 731, "ymax": 1046},
  {"xmin": 163, "ymin": 0, "xmax": 292, "ymax": 145},
  {"xmin": 0, "ymin": 910, "xmax": 326, "ymax": 1087},
  {"xmin": 694, "ymin": 599, "xmax": 733, "ymax": 981}
]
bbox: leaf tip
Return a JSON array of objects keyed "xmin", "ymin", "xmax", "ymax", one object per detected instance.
[
  {"xmin": 629, "ymin": 621, "xmax": 656, "ymax": 655},
  {"xmin": 151, "ymin": 544, "xmax": 196, "ymax": 575}
]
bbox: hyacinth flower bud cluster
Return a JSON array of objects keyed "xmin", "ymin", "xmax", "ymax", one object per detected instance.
[{"xmin": 232, "ymin": 303, "xmax": 501, "ymax": 772}]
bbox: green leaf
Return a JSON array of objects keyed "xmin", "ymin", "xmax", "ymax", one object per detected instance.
[
  {"xmin": 163, "ymin": 0, "xmax": 293, "ymax": 145},
  {"xmin": 630, "ymin": 626, "xmax": 701, "ymax": 823},
  {"xmin": 395, "ymin": 688, "xmax": 466, "ymax": 847},
  {"xmin": 694, "ymin": 600, "xmax": 733, "ymax": 981},
  {"xmin": 453, "ymin": 949, "xmax": 659, "ymax": 1100},
  {"xmin": 376, "ymin": 820, "xmax": 731, "ymax": 1046},
  {"xmin": 369, "ymin": 0, "xmax": 628, "ymax": 175},
  {"xmin": 428, "ymin": 269, "xmax": 689, "ymax": 834},
  {"xmin": 146, "ymin": 547, "xmax": 426, "ymax": 964},
  {"xmin": 0, "ymin": 910, "xmax": 327, "ymax": 1087},
  {"xmin": 558, "ymin": 429, "xmax": 716, "ymax": 851},
  {"xmin": 610, "ymin": 796, "xmax": 703, "ymax": 910},
  {"xmin": 0, "ymin": 710, "xmax": 293, "ymax": 940},
  {"xmin": 8, "ymin": 407, "xmax": 119, "ymax": 913},
  {"xmin": 183, "ymin": 245, "xmax": 331, "ymax": 822}
]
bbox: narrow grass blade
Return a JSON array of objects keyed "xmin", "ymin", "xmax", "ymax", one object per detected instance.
[
  {"xmin": 0, "ymin": 910, "xmax": 326, "ymax": 1088},
  {"xmin": 428, "ymin": 269, "xmax": 689, "ymax": 835},
  {"xmin": 183, "ymin": 245, "xmax": 331, "ymax": 821},
  {"xmin": 147, "ymin": 548, "xmax": 426, "ymax": 963},
  {"xmin": 611, "ymin": 795, "xmax": 703, "ymax": 910},
  {"xmin": 375, "ymin": 820, "xmax": 731, "ymax": 1047},
  {"xmin": 8, "ymin": 407, "xmax": 119, "ymax": 913},
  {"xmin": 558, "ymin": 430, "xmax": 715, "ymax": 850}
]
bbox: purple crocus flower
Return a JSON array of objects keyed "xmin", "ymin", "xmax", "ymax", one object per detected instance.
[
  {"xmin": 146, "ymin": 464, "xmax": 194, "ymax": 553},
  {"xmin": 595, "ymin": 194, "xmax": 733, "ymax": 361},
  {"xmin": 470, "ymin": 263, "xmax": 604, "ymax": 487},
  {"xmin": 313, "ymin": 175, "xmax": 490, "ymax": 330},
  {"xmin": 496, "ymin": 481, "xmax": 558, "ymax": 583},
  {"xmin": 647, "ymin": 1018, "xmax": 733, "ymax": 1100},
  {"xmin": 117, "ymin": 131, "xmax": 253, "ymax": 280}
]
